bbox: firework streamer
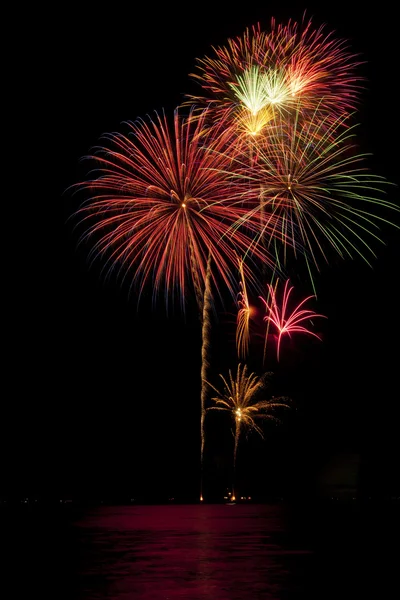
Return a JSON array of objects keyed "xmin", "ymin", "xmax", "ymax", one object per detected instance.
[
  {"xmin": 236, "ymin": 257, "xmax": 251, "ymax": 360},
  {"xmin": 261, "ymin": 274, "xmax": 278, "ymax": 365},
  {"xmin": 199, "ymin": 253, "xmax": 213, "ymax": 501}
]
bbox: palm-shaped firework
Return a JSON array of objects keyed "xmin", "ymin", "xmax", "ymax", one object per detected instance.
[{"xmin": 207, "ymin": 364, "xmax": 291, "ymax": 499}]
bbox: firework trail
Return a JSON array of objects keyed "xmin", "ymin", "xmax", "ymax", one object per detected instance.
[
  {"xmin": 199, "ymin": 253, "xmax": 213, "ymax": 501},
  {"xmin": 260, "ymin": 279, "xmax": 326, "ymax": 361},
  {"xmin": 236, "ymin": 257, "xmax": 252, "ymax": 360},
  {"xmin": 207, "ymin": 364, "xmax": 290, "ymax": 499}
]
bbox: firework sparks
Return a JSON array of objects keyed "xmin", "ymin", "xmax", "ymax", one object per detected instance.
[
  {"xmin": 236, "ymin": 258, "xmax": 252, "ymax": 360},
  {"xmin": 76, "ymin": 107, "xmax": 276, "ymax": 310},
  {"xmin": 70, "ymin": 13, "xmax": 398, "ymax": 504},
  {"xmin": 229, "ymin": 108, "xmax": 398, "ymax": 289},
  {"xmin": 233, "ymin": 105, "xmax": 275, "ymax": 138},
  {"xmin": 260, "ymin": 279, "xmax": 326, "ymax": 361},
  {"xmin": 76, "ymin": 107, "xmax": 282, "ymax": 503},
  {"xmin": 230, "ymin": 65, "xmax": 273, "ymax": 115},
  {"xmin": 187, "ymin": 17, "xmax": 363, "ymax": 127},
  {"xmin": 207, "ymin": 364, "xmax": 291, "ymax": 497},
  {"xmin": 229, "ymin": 65, "xmax": 290, "ymax": 116}
]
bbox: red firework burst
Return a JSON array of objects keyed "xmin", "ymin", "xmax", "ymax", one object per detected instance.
[{"xmin": 76, "ymin": 108, "xmax": 279, "ymax": 310}]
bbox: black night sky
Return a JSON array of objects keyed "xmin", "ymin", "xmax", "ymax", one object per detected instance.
[{"xmin": 6, "ymin": 2, "xmax": 399, "ymax": 504}]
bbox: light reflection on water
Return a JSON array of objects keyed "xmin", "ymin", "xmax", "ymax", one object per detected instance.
[
  {"xmin": 74, "ymin": 504, "xmax": 310, "ymax": 599},
  {"xmin": 3, "ymin": 501, "xmax": 399, "ymax": 599}
]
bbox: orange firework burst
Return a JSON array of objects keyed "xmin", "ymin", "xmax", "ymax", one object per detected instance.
[{"xmin": 236, "ymin": 258, "xmax": 252, "ymax": 360}]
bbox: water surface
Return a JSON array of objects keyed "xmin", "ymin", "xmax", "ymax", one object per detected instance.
[{"xmin": 2, "ymin": 502, "xmax": 399, "ymax": 599}]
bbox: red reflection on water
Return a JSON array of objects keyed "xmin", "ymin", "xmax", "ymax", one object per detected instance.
[{"xmin": 75, "ymin": 504, "xmax": 310, "ymax": 599}]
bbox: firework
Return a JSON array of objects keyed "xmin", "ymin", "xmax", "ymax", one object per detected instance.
[
  {"xmin": 76, "ymin": 107, "xmax": 282, "ymax": 502},
  {"xmin": 187, "ymin": 17, "xmax": 362, "ymax": 128},
  {"xmin": 229, "ymin": 108, "xmax": 398, "ymax": 289},
  {"xmin": 233, "ymin": 105, "xmax": 275, "ymax": 139},
  {"xmin": 71, "ymin": 13, "xmax": 398, "ymax": 505},
  {"xmin": 229, "ymin": 65, "xmax": 291, "ymax": 118},
  {"xmin": 207, "ymin": 364, "xmax": 290, "ymax": 498},
  {"xmin": 236, "ymin": 258, "xmax": 252, "ymax": 360},
  {"xmin": 259, "ymin": 279, "xmax": 326, "ymax": 361},
  {"xmin": 76, "ymin": 107, "xmax": 277, "ymax": 310}
]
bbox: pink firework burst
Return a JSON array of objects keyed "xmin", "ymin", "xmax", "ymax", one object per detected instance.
[{"xmin": 259, "ymin": 279, "xmax": 326, "ymax": 361}]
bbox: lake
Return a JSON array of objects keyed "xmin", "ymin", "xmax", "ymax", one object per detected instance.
[{"xmin": 1, "ymin": 501, "xmax": 399, "ymax": 599}]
